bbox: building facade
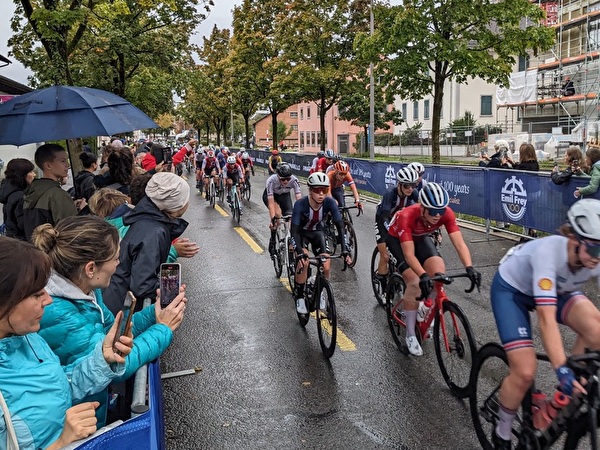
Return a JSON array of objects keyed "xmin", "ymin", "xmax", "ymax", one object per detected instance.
[{"xmin": 252, "ymin": 107, "xmax": 299, "ymax": 150}]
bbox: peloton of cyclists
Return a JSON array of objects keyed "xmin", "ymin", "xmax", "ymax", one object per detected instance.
[
  {"xmin": 489, "ymin": 199, "xmax": 600, "ymax": 450},
  {"xmin": 386, "ymin": 182, "xmax": 481, "ymax": 356},
  {"xmin": 200, "ymin": 150, "xmax": 221, "ymax": 201},
  {"xmin": 263, "ymin": 163, "xmax": 302, "ymax": 257},
  {"xmin": 310, "ymin": 151, "xmax": 325, "ymax": 174},
  {"xmin": 315, "ymin": 149, "xmax": 336, "ymax": 173},
  {"xmin": 374, "ymin": 166, "xmax": 420, "ymax": 293},
  {"xmin": 290, "ymin": 172, "xmax": 352, "ymax": 314},
  {"xmin": 241, "ymin": 151, "xmax": 255, "ymax": 182},
  {"xmin": 326, "ymin": 160, "xmax": 362, "ymax": 211},
  {"xmin": 223, "ymin": 155, "xmax": 245, "ymax": 212}
]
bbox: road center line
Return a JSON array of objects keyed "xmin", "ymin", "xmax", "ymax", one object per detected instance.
[
  {"xmin": 279, "ymin": 277, "xmax": 356, "ymax": 351},
  {"xmin": 234, "ymin": 227, "xmax": 263, "ymax": 254}
]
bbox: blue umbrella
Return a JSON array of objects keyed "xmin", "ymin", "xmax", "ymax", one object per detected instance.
[{"xmin": 0, "ymin": 85, "xmax": 158, "ymax": 146}]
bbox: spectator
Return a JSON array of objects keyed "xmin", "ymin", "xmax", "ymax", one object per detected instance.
[
  {"xmin": 94, "ymin": 147, "xmax": 134, "ymax": 195},
  {"xmin": 82, "ymin": 141, "xmax": 92, "ymax": 153},
  {"xmin": 0, "ymin": 158, "xmax": 35, "ymax": 240},
  {"xmin": 73, "ymin": 152, "xmax": 98, "ymax": 201},
  {"xmin": 102, "ymin": 172, "xmax": 191, "ymax": 314},
  {"xmin": 140, "ymin": 142, "xmax": 166, "ymax": 173},
  {"xmin": 33, "ymin": 216, "xmax": 186, "ymax": 427},
  {"xmin": 574, "ymin": 147, "xmax": 600, "ymax": 198},
  {"xmin": 479, "ymin": 140, "xmax": 513, "ymax": 169},
  {"xmin": 23, "ymin": 144, "xmax": 80, "ymax": 241},
  {"xmin": 0, "ymin": 237, "xmax": 132, "ymax": 450},
  {"xmin": 551, "ymin": 145, "xmax": 588, "ymax": 185},
  {"xmin": 507, "ymin": 143, "xmax": 540, "ymax": 238},
  {"xmin": 561, "ymin": 76, "xmax": 575, "ymax": 97}
]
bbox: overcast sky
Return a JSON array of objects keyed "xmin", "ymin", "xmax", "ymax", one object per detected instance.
[{"xmin": 0, "ymin": 0, "xmax": 241, "ymax": 86}]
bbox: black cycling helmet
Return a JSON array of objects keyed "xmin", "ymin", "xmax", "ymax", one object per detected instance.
[{"xmin": 276, "ymin": 163, "xmax": 292, "ymax": 178}]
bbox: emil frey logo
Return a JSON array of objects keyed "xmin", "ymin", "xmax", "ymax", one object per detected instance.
[
  {"xmin": 384, "ymin": 165, "xmax": 397, "ymax": 189},
  {"xmin": 501, "ymin": 175, "xmax": 527, "ymax": 221}
]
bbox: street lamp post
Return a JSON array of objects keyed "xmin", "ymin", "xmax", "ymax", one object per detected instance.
[{"xmin": 369, "ymin": 0, "xmax": 375, "ymax": 159}]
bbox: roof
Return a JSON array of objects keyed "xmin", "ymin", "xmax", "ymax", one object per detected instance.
[{"xmin": 0, "ymin": 73, "xmax": 32, "ymax": 95}]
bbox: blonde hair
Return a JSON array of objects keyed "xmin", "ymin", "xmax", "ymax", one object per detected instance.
[
  {"xmin": 32, "ymin": 216, "xmax": 119, "ymax": 283},
  {"xmin": 88, "ymin": 188, "xmax": 130, "ymax": 218}
]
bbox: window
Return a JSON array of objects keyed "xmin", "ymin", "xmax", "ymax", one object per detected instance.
[
  {"xmin": 316, "ymin": 108, "xmax": 320, "ymax": 118},
  {"xmin": 291, "ymin": 124, "xmax": 298, "ymax": 131},
  {"xmin": 290, "ymin": 111, "xmax": 298, "ymax": 118},
  {"xmin": 518, "ymin": 55, "xmax": 529, "ymax": 72},
  {"xmin": 300, "ymin": 108, "xmax": 304, "ymax": 120},
  {"xmin": 402, "ymin": 103, "xmax": 407, "ymax": 121},
  {"xmin": 300, "ymin": 132, "xmax": 304, "ymax": 147},
  {"xmin": 480, "ymin": 95, "xmax": 492, "ymax": 116},
  {"xmin": 317, "ymin": 132, "xmax": 321, "ymax": 145},
  {"xmin": 590, "ymin": 18, "xmax": 600, "ymax": 51},
  {"xmin": 413, "ymin": 101, "xmax": 419, "ymax": 120},
  {"xmin": 307, "ymin": 106, "xmax": 311, "ymax": 119},
  {"xmin": 424, "ymin": 100, "xmax": 430, "ymax": 120},
  {"xmin": 311, "ymin": 131, "xmax": 316, "ymax": 146}
]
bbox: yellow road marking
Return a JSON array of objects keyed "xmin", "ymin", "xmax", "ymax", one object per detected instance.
[
  {"xmin": 234, "ymin": 227, "xmax": 263, "ymax": 254},
  {"xmin": 279, "ymin": 277, "xmax": 356, "ymax": 351},
  {"xmin": 214, "ymin": 204, "xmax": 229, "ymax": 217}
]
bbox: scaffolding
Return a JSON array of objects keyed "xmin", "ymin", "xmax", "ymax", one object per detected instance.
[{"xmin": 496, "ymin": 0, "xmax": 600, "ymax": 148}]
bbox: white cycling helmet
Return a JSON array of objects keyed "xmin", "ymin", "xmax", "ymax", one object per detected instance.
[
  {"xmin": 419, "ymin": 182, "xmax": 449, "ymax": 209},
  {"xmin": 242, "ymin": 152, "xmax": 249, "ymax": 160},
  {"xmin": 407, "ymin": 162, "xmax": 425, "ymax": 175},
  {"xmin": 396, "ymin": 166, "xmax": 419, "ymax": 184},
  {"xmin": 568, "ymin": 199, "xmax": 600, "ymax": 241},
  {"xmin": 307, "ymin": 172, "xmax": 330, "ymax": 188},
  {"xmin": 226, "ymin": 155, "xmax": 236, "ymax": 165},
  {"xmin": 324, "ymin": 149, "xmax": 335, "ymax": 159}
]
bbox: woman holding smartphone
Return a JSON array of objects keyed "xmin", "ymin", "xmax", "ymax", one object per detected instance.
[
  {"xmin": 0, "ymin": 237, "xmax": 133, "ymax": 450},
  {"xmin": 32, "ymin": 215, "xmax": 187, "ymax": 427}
]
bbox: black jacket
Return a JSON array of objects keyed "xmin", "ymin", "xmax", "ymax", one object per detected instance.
[
  {"xmin": 0, "ymin": 179, "xmax": 26, "ymax": 240},
  {"xmin": 73, "ymin": 170, "xmax": 96, "ymax": 200},
  {"xmin": 102, "ymin": 196, "xmax": 188, "ymax": 314}
]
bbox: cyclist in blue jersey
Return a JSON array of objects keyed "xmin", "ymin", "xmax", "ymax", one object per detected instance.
[
  {"xmin": 489, "ymin": 199, "xmax": 600, "ymax": 449},
  {"xmin": 290, "ymin": 172, "xmax": 352, "ymax": 314}
]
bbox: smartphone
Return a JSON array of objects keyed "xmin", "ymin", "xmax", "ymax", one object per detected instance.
[
  {"xmin": 114, "ymin": 291, "xmax": 136, "ymax": 352},
  {"xmin": 163, "ymin": 147, "xmax": 173, "ymax": 164},
  {"xmin": 572, "ymin": 159, "xmax": 579, "ymax": 167},
  {"xmin": 480, "ymin": 150, "xmax": 487, "ymax": 157},
  {"xmin": 160, "ymin": 263, "xmax": 181, "ymax": 308}
]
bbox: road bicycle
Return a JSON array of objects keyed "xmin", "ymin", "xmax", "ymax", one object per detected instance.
[
  {"xmin": 228, "ymin": 183, "xmax": 242, "ymax": 224},
  {"xmin": 294, "ymin": 254, "xmax": 348, "ymax": 359},
  {"xmin": 323, "ymin": 199, "xmax": 362, "ymax": 268},
  {"xmin": 470, "ymin": 344, "xmax": 600, "ymax": 450},
  {"xmin": 239, "ymin": 173, "xmax": 252, "ymax": 201},
  {"xmin": 218, "ymin": 174, "xmax": 225, "ymax": 204},
  {"xmin": 271, "ymin": 215, "xmax": 293, "ymax": 280},
  {"xmin": 205, "ymin": 174, "xmax": 217, "ymax": 208},
  {"xmin": 370, "ymin": 230, "xmax": 443, "ymax": 307},
  {"xmin": 385, "ymin": 272, "xmax": 479, "ymax": 398}
]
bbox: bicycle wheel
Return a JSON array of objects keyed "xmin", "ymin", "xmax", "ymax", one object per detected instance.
[
  {"xmin": 244, "ymin": 180, "xmax": 251, "ymax": 201},
  {"xmin": 385, "ymin": 274, "xmax": 409, "ymax": 355},
  {"xmin": 234, "ymin": 195, "xmax": 241, "ymax": 224},
  {"xmin": 286, "ymin": 238, "xmax": 296, "ymax": 292},
  {"xmin": 370, "ymin": 247, "xmax": 386, "ymax": 306},
  {"xmin": 219, "ymin": 180, "xmax": 225, "ymax": 203},
  {"xmin": 433, "ymin": 300, "xmax": 477, "ymax": 398},
  {"xmin": 325, "ymin": 222, "xmax": 338, "ymax": 256},
  {"xmin": 470, "ymin": 343, "xmax": 522, "ymax": 450},
  {"xmin": 209, "ymin": 181, "xmax": 216, "ymax": 208},
  {"xmin": 344, "ymin": 220, "xmax": 358, "ymax": 268},
  {"xmin": 272, "ymin": 230, "xmax": 284, "ymax": 278},
  {"xmin": 316, "ymin": 279, "xmax": 337, "ymax": 358}
]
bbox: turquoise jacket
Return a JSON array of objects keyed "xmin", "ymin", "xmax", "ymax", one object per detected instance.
[
  {"xmin": 0, "ymin": 334, "xmax": 123, "ymax": 450},
  {"xmin": 578, "ymin": 161, "xmax": 600, "ymax": 197},
  {"xmin": 39, "ymin": 272, "xmax": 173, "ymax": 427}
]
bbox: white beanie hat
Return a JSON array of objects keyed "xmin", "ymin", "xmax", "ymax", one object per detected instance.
[
  {"xmin": 495, "ymin": 139, "xmax": 509, "ymax": 151},
  {"xmin": 145, "ymin": 172, "xmax": 190, "ymax": 212}
]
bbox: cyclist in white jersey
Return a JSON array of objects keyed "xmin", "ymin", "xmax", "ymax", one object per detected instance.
[{"xmin": 489, "ymin": 198, "xmax": 600, "ymax": 449}]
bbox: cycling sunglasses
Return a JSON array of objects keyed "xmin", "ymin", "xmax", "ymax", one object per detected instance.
[
  {"xmin": 400, "ymin": 183, "xmax": 417, "ymax": 190},
  {"xmin": 427, "ymin": 207, "xmax": 446, "ymax": 217},
  {"xmin": 279, "ymin": 177, "xmax": 291, "ymax": 182},
  {"xmin": 310, "ymin": 187, "xmax": 328, "ymax": 194},
  {"xmin": 581, "ymin": 239, "xmax": 600, "ymax": 258}
]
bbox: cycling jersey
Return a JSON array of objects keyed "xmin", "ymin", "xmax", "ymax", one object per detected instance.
[
  {"xmin": 327, "ymin": 171, "xmax": 355, "ymax": 190},
  {"xmin": 376, "ymin": 188, "xmax": 419, "ymax": 221},
  {"xmin": 264, "ymin": 174, "xmax": 301, "ymax": 198},
  {"xmin": 242, "ymin": 158, "xmax": 254, "ymax": 169},
  {"xmin": 387, "ymin": 203, "xmax": 460, "ymax": 242},
  {"xmin": 290, "ymin": 196, "xmax": 346, "ymax": 254},
  {"xmin": 315, "ymin": 157, "xmax": 333, "ymax": 173},
  {"xmin": 223, "ymin": 163, "xmax": 243, "ymax": 179}
]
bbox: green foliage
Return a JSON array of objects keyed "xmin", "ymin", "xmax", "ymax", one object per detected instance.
[{"xmin": 400, "ymin": 123, "xmax": 424, "ymax": 146}]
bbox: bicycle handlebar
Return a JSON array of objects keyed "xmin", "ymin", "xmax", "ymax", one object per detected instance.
[
  {"xmin": 295, "ymin": 253, "xmax": 349, "ymax": 273},
  {"xmin": 340, "ymin": 204, "xmax": 363, "ymax": 217},
  {"xmin": 430, "ymin": 272, "xmax": 481, "ymax": 294},
  {"xmin": 566, "ymin": 350, "xmax": 600, "ymax": 377}
]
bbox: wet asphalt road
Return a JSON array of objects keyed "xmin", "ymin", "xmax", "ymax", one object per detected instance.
[{"xmin": 161, "ymin": 169, "xmax": 591, "ymax": 450}]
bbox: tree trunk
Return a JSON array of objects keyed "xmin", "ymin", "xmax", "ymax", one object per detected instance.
[
  {"xmin": 243, "ymin": 112, "xmax": 251, "ymax": 149},
  {"xmin": 271, "ymin": 112, "xmax": 279, "ymax": 150},
  {"xmin": 320, "ymin": 97, "xmax": 327, "ymax": 152},
  {"xmin": 431, "ymin": 64, "xmax": 446, "ymax": 164}
]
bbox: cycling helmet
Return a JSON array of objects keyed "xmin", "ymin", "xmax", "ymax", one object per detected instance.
[
  {"xmin": 333, "ymin": 154, "xmax": 343, "ymax": 162},
  {"xmin": 276, "ymin": 163, "xmax": 292, "ymax": 178},
  {"xmin": 407, "ymin": 162, "xmax": 425, "ymax": 176},
  {"xmin": 242, "ymin": 152, "xmax": 249, "ymax": 160},
  {"xmin": 307, "ymin": 172, "xmax": 330, "ymax": 188},
  {"xmin": 419, "ymin": 182, "xmax": 449, "ymax": 209},
  {"xmin": 317, "ymin": 151, "xmax": 325, "ymax": 158},
  {"xmin": 396, "ymin": 166, "xmax": 419, "ymax": 184},
  {"xmin": 334, "ymin": 160, "xmax": 349, "ymax": 175},
  {"xmin": 567, "ymin": 199, "xmax": 600, "ymax": 241},
  {"xmin": 207, "ymin": 150, "xmax": 215, "ymax": 158},
  {"xmin": 324, "ymin": 149, "xmax": 335, "ymax": 159},
  {"xmin": 227, "ymin": 155, "xmax": 236, "ymax": 165}
]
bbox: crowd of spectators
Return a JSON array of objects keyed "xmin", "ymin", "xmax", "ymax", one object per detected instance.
[{"xmin": 0, "ymin": 137, "xmax": 199, "ymax": 449}]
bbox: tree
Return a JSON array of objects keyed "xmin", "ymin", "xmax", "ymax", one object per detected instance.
[{"xmin": 356, "ymin": 0, "xmax": 555, "ymax": 163}]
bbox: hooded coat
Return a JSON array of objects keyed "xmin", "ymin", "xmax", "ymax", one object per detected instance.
[
  {"xmin": 102, "ymin": 195, "xmax": 188, "ymax": 314},
  {"xmin": 0, "ymin": 178, "xmax": 26, "ymax": 239},
  {"xmin": 39, "ymin": 271, "xmax": 173, "ymax": 426},
  {"xmin": 73, "ymin": 170, "xmax": 96, "ymax": 200}
]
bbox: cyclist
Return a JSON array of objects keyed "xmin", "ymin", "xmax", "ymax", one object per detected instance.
[
  {"xmin": 488, "ymin": 199, "xmax": 600, "ymax": 450},
  {"xmin": 310, "ymin": 151, "xmax": 325, "ymax": 174},
  {"xmin": 315, "ymin": 149, "xmax": 335, "ymax": 173},
  {"xmin": 195, "ymin": 147, "xmax": 205, "ymax": 190},
  {"xmin": 223, "ymin": 155, "xmax": 245, "ymax": 212},
  {"xmin": 217, "ymin": 147, "xmax": 228, "ymax": 170},
  {"xmin": 326, "ymin": 160, "xmax": 362, "ymax": 210},
  {"xmin": 386, "ymin": 182, "xmax": 480, "ymax": 356},
  {"xmin": 374, "ymin": 166, "xmax": 420, "ymax": 293},
  {"xmin": 263, "ymin": 163, "xmax": 302, "ymax": 256},
  {"xmin": 201, "ymin": 150, "xmax": 221, "ymax": 201},
  {"xmin": 290, "ymin": 173, "xmax": 352, "ymax": 314},
  {"xmin": 268, "ymin": 149, "xmax": 282, "ymax": 175},
  {"xmin": 407, "ymin": 161, "xmax": 427, "ymax": 190},
  {"xmin": 241, "ymin": 151, "xmax": 255, "ymax": 181}
]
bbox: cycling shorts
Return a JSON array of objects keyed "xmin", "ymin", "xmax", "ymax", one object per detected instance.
[
  {"xmin": 375, "ymin": 216, "xmax": 389, "ymax": 244},
  {"xmin": 296, "ymin": 230, "xmax": 329, "ymax": 256},
  {"xmin": 203, "ymin": 167, "xmax": 217, "ymax": 177},
  {"xmin": 330, "ymin": 186, "xmax": 345, "ymax": 208},
  {"xmin": 491, "ymin": 272, "xmax": 585, "ymax": 352},
  {"xmin": 385, "ymin": 234, "xmax": 440, "ymax": 274},
  {"xmin": 226, "ymin": 171, "xmax": 241, "ymax": 184},
  {"xmin": 262, "ymin": 189, "xmax": 293, "ymax": 216}
]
